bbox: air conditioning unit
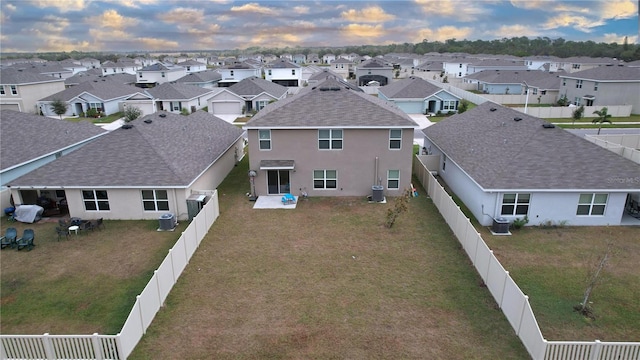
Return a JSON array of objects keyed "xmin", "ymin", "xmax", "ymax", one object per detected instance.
[
  {"xmin": 371, "ymin": 185, "xmax": 384, "ymax": 202},
  {"xmin": 158, "ymin": 213, "xmax": 176, "ymax": 231},
  {"xmin": 491, "ymin": 217, "xmax": 511, "ymax": 235}
]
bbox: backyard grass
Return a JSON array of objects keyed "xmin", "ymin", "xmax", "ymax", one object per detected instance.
[
  {"xmin": 481, "ymin": 225, "xmax": 640, "ymax": 342},
  {"xmin": 546, "ymin": 114, "xmax": 640, "ymax": 123},
  {"xmin": 65, "ymin": 111, "xmax": 123, "ymax": 124},
  {"xmin": 0, "ymin": 218, "xmax": 186, "ymax": 334},
  {"xmin": 128, "ymin": 159, "xmax": 529, "ymax": 359}
]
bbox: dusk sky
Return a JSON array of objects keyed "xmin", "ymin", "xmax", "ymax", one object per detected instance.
[{"xmin": 0, "ymin": 0, "xmax": 637, "ymax": 53}]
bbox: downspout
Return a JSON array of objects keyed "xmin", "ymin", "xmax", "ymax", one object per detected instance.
[{"xmin": 374, "ymin": 157, "xmax": 379, "ymax": 185}]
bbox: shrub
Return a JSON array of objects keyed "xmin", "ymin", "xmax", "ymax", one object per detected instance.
[
  {"xmin": 511, "ymin": 216, "xmax": 529, "ymax": 230},
  {"xmin": 86, "ymin": 108, "xmax": 98, "ymax": 118}
]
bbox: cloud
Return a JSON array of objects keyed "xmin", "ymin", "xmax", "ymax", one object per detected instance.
[
  {"xmin": 341, "ymin": 6, "xmax": 396, "ymax": 23},
  {"xmin": 414, "ymin": 0, "xmax": 488, "ymax": 21},
  {"xmin": 102, "ymin": 0, "xmax": 158, "ymax": 8},
  {"xmin": 293, "ymin": 5, "xmax": 309, "ymax": 14},
  {"xmin": 30, "ymin": 0, "xmax": 87, "ymax": 12},
  {"xmin": 543, "ymin": 14, "xmax": 605, "ymax": 32},
  {"xmin": 492, "ymin": 24, "xmax": 541, "ymax": 39},
  {"xmin": 86, "ymin": 9, "xmax": 138, "ymax": 29},
  {"xmin": 415, "ymin": 26, "xmax": 473, "ymax": 42},
  {"xmin": 5, "ymin": 3, "xmax": 16, "ymax": 11},
  {"xmin": 341, "ymin": 24, "xmax": 385, "ymax": 39},
  {"xmin": 230, "ymin": 3, "xmax": 278, "ymax": 15},
  {"xmin": 599, "ymin": 0, "xmax": 637, "ymax": 19},
  {"xmin": 158, "ymin": 7, "xmax": 204, "ymax": 24},
  {"xmin": 140, "ymin": 37, "xmax": 179, "ymax": 50}
]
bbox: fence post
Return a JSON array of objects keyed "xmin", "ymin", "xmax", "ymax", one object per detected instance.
[
  {"xmin": 499, "ymin": 271, "xmax": 509, "ymax": 308},
  {"xmin": 137, "ymin": 295, "xmax": 145, "ymax": 334},
  {"xmin": 43, "ymin": 333, "xmax": 56, "ymax": 360},
  {"xmin": 169, "ymin": 249, "xmax": 176, "ymax": 283},
  {"xmin": 115, "ymin": 333, "xmax": 125, "ymax": 360},
  {"xmin": 589, "ymin": 340, "xmax": 602, "ymax": 360},
  {"xmin": 517, "ymin": 295, "xmax": 528, "ymax": 336},
  {"xmin": 155, "ymin": 270, "xmax": 163, "ymax": 307},
  {"xmin": 92, "ymin": 333, "xmax": 104, "ymax": 360},
  {"xmin": 486, "ymin": 250, "xmax": 493, "ymax": 282}
]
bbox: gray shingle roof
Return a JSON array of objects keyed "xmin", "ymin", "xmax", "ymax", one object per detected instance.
[
  {"xmin": 559, "ymin": 65, "xmax": 640, "ymax": 81},
  {"xmin": 423, "ymin": 102, "xmax": 640, "ymax": 191},
  {"xmin": 1, "ymin": 110, "xmax": 107, "ymax": 171},
  {"xmin": 0, "ymin": 68, "xmax": 64, "ymax": 85},
  {"xmin": 40, "ymin": 79, "xmax": 142, "ymax": 102},
  {"xmin": 175, "ymin": 70, "xmax": 222, "ymax": 83},
  {"xmin": 266, "ymin": 59, "xmax": 300, "ymax": 69},
  {"xmin": 245, "ymin": 78, "xmax": 417, "ymax": 128},
  {"xmin": 7, "ymin": 111, "xmax": 244, "ymax": 187},
  {"xmin": 140, "ymin": 63, "xmax": 170, "ymax": 71},
  {"xmin": 379, "ymin": 77, "xmax": 453, "ymax": 99},
  {"xmin": 146, "ymin": 82, "xmax": 213, "ymax": 100},
  {"xmin": 464, "ymin": 70, "xmax": 562, "ymax": 89},
  {"xmin": 359, "ymin": 59, "xmax": 391, "ymax": 68},
  {"xmin": 228, "ymin": 76, "xmax": 288, "ymax": 98}
]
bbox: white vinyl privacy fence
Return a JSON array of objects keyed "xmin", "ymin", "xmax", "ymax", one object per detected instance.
[
  {"xmin": 585, "ymin": 134, "xmax": 640, "ymax": 165},
  {"xmin": 1, "ymin": 191, "xmax": 220, "ymax": 360},
  {"xmin": 413, "ymin": 155, "xmax": 640, "ymax": 360}
]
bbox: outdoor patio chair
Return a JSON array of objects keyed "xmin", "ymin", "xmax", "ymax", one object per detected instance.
[
  {"xmin": 281, "ymin": 193, "xmax": 296, "ymax": 205},
  {"xmin": 58, "ymin": 218, "xmax": 71, "ymax": 228},
  {"xmin": 79, "ymin": 220, "xmax": 95, "ymax": 233},
  {"xmin": 55, "ymin": 226, "xmax": 69, "ymax": 241},
  {"xmin": 1, "ymin": 227, "xmax": 18, "ymax": 249},
  {"xmin": 16, "ymin": 229, "xmax": 35, "ymax": 251}
]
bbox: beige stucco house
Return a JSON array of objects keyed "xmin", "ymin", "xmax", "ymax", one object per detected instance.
[
  {"xmin": 7, "ymin": 111, "xmax": 244, "ymax": 221},
  {"xmin": 244, "ymin": 78, "xmax": 418, "ymax": 198}
]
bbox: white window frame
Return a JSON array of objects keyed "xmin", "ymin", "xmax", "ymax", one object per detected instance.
[
  {"xmin": 576, "ymin": 80, "xmax": 583, "ymax": 89},
  {"xmin": 256, "ymin": 100, "xmax": 269, "ymax": 111},
  {"xmin": 0, "ymin": 86, "xmax": 4, "ymax": 95},
  {"xmin": 318, "ymin": 129, "xmax": 343, "ymax": 150},
  {"xmin": 387, "ymin": 170, "xmax": 400, "ymax": 189},
  {"xmin": 313, "ymin": 169, "xmax": 337, "ymax": 190},
  {"xmin": 500, "ymin": 193, "xmax": 530, "ymax": 216},
  {"xmin": 10, "ymin": 85, "xmax": 17, "ymax": 95},
  {"xmin": 258, "ymin": 129, "xmax": 271, "ymax": 150},
  {"xmin": 82, "ymin": 190, "xmax": 110, "ymax": 211},
  {"xmin": 442, "ymin": 100, "xmax": 457, "ymax": 111},
  {"xmin": 577, "ymin": 193, "xmax": 608, "ymax": 216},
  {"xmin": 171, "ymin": 101, "xmax": 181, "ymax": 111},
  {"xmin": 594, "ymin": 82, "xmax": 598, "ymax": 91},
  {"xmin": 142, "ymin": 190, "xmax": 170, "ymax": 212},
  {"xmin": 389, "ymin": 129, "xmax": 402, "ymax": 150}
]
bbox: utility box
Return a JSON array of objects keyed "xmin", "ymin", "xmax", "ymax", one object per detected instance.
[
  {"xmin": 187, "ymin": 194, "xmax": 207, "ymax": 220},
  {"xmin": 158, "ymin": 213, "xmax": 176, "ymax": 231},
  {"xmin": 372, "ymin": 185, "xmax": 384, "ymax": 202},
  {"xmin": 491, "ymin": 217, "xmax": 510, "ymax": 235}
]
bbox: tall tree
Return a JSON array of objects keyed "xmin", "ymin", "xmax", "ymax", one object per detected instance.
[
  {"xmin": 50, "ymin": 99, "xmax": 67, "ymax": 120},
  {"xmin": 592, "ymin": 107, "xmax": 612, "ymax": 135}
]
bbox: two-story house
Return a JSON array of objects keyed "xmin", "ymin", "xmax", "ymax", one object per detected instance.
[
  {"xmin": 101, "ymin": 61, "xmax": 140, "ymax": 76},
  {"xmin": 175, "ymin": 69, "xmax": 222, "ymax": 89},
  {"xmin": 136, "ymin": 63, "xmax": 187, "ymax": 87},
  {"xmin": 0, "ymin": 68, "xmax": 66, "ymax": 113},
  {"xmin": 355, "ymin": 58, "xmax": 394, "ymax": 86},
  {"xmin": 557, "ymin": 65, "xmax": 640, "ymax": 112},
  {"xmin": 217, "ymin": 62, "xmax": 262, "ymax": 87},
  {"xmin": 264, "ymin": 59, "xmax": 302, "ymax": 87},
  {"xmin": 176, "ymin": 60, "xmax": 207, "ymax": 74},
  {"xmin": 330, "ymin": 58, "xmax": 354, "ymax": 79},
  {"xmin": 244, "ymin": 78, "xmax": 418, "ymax": 198}
]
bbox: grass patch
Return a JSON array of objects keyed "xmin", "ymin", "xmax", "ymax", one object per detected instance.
[
  {"xmin": 0, "ymin": 218, "xmax": 186, "ymax": 334},
  {"xmin": 554, "ymin": 123, "xmax": 640, "ymax": 129},
  {"xmin": 66, "ymin": 112, "xmax": 123, "ymax": 124},
  {"xmin": 481, "ymin": 226, "xmax": 640, "ymax": 341},
  {"xmin": 546, "ymin": 114, "xmax": 640, "ymax": 123},
  {"xmin": 129, "ymin": 158, "xmax": 528, "ymax": 359}
]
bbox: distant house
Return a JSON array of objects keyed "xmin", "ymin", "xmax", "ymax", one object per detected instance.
[
  {"xmin": 264, "ymin": 59, "xmax": 302, "ymax": 87},
  {"xmin": 330, "ymin": 58, "xmax": 354, "ymax": 79},
  {"xmin": 217, "ymin": 62, "xmax": 262, "ymax": 87},
  {"xmin": 548, "ymin": 56, "xmax": 620, "ymax": 73},
  {"xmin": 39, "ymin": 79, "xmax": 142, "ymax": 117},
  {"xmin": 463, "ymin": 69, "xmax": 561, "ymax": 96},
  {"xmin": 292, "ymin": 54, "xmax": 307, "ymax": 64},
  {"xmin": 228, "ymin": 76, "xmax": 288, "ymax": 112},
  {"xmin": 175, "ymin": 69, "xmax": 222, "ymax": 89},
  {"xmin": 322, "ymin": 53, "xmax": 336, "ymax": 64},
  {"xmin": 466, "ymin": 58, "xmax": 528, "ymax": 76},
  {"xmin": 145, "ymin": 82, "xmax": 215, "ymax": 114},
  {"xmin": 7, "ymin": 111, "xmax": 245, "ymax": 221},
  {"xmin": 378, "ymin": 76, "xmax": 462, "ymax": 114},
  {"xmin": 176, "ymin": 60, "xmax": 207, "ymax": 74},
  {"xmin": 244, "ymin": 78, "xmax": 418, "ymax": 197},
  {"xmin": 355, "ymin": 58, "xmax": 394, "ymax": 86},
  {"xmin": 558, "ymin": 65, "xmax": 640, "ymax": 112},
  {"xmin": 100, "ymin": 61, "xmax": 140, "ymax": 76},
  {"xmin": 136, "ymin": 63, "xmax": 187, "ymax": 87},
  {"xmin": 422, "ymin": 102, "xmax": 640, "ymax": 227},
  {"xmin": 0, "ymin": 68, "xmax": 66, "ymax": 113}
]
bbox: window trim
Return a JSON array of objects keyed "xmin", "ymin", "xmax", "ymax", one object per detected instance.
[
  {"xmin": 387, "ymin": 170, "xmax": 400, "ymax": 189},
  {"xmin": 313, "ymin": 169, "xmax": 337, "ymax": 190},
  {"xmin": 0, "ymin": 86, "xmax": 5, "ymax": 95},
  {"xmin": 318, "ymin": 129, "xmax": 343, "ymax": 150},
  {"xmin": 577, "ymin": 193, "xmax": 608, "ymax": 216},
  {"xmin": 10, "ymin": 85, "xmax": 17, "ymax": 95},
  {"xmin": 142, "ymin": 189, "xmax": 170, "ymax": 212},
  {"xmin": 82, "ymin": 189, "xmax": 110, "ymax": 211},
  {"xmin": 576, "ymin": 79, "xmax": 583, "ymax": 89},
  {"xmin": 389, "ymin": 129, "xmax": 402, "ymax": 150},
  {"xmin": 258, "ymin": 129, "xmax": 271, "ymax": 150},
  {"xmin": 500, "ymin": 193, "xmax": 531, "ymax": 216}
]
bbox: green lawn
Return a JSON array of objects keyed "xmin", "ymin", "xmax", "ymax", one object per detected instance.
[
  {"xmin": 129, "ymin": 158, "xmax": 528, "ymax": 359},
  {"xmin": 65, "ymin": 111, "xmax": 123, "ymax": 124},
  {"xmin": 546, "ymin": 114, "xmax": 640, "ymax": 123}
]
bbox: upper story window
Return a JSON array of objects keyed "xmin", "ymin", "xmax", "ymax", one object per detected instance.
[
  {"xmin": 292, "ymin": 69, "xmax": 296, "ymax": 75},
  {"xmin": 10, "ymin": 85, "xmax": 17, "ymax": 95},
  {"xmin": 186, "ymin": 66, "xmax": 191, "ymax": 71},
  {"xmin": 389, "ymin": 129, "xmax": 402, "ymax": 149},
  {"xmin": 82, "ymin": 190, "xmax": 110, "ymax": 211},
  {"xmin": 459, "ymin": 64, "xmax": 462, "ymax": 68},
  {"xmin": 139, "ymin": 72, "xmax": 143, "ymax": 78},
  {"xmin": 501, "ymin": 193, "xmax": 530, "ymax": 216},
  {"xmin": 577, "ymin": 193, "xmax": 608, "ymax": 216},
  {"xmin": 268, "ymin": 69, "xmax": 272, "ymax": 76},
  {"xmin": 161, "ymin": 72, "xmax": 166, "ymax": 78},
  {"xmin": 142, "ymin": 190, "xmax": 169, "ymax": 211},
  {"xmin": 318, "ymin": 129, "xmax": 342, "ymax": 150},
  {"xmin": 0, "ymin": 86, "xmax": 5, "ymax": 95},
  {"xmin": 594, "ymin": 82, "xmax": 599, "ymax": 91},
  {"xmin": 259, "ymin": 129, "xmax": 271, "ymax": 150},
  {"xmin": 572, "ymin": 64, "xmax": 581, "ymax": 70},
  {"xmin": 230, "ymin": 70, "xmax": 234, "ymax": 76},
  {"xmin": 562, "ymin": 79, "xmax": 566, "ymax": 86},
  {"xmin": 576, "ymin": 80, "xmax": 583, "ymax": 89}
]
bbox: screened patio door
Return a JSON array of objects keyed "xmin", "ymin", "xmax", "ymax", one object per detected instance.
[{"xmin": 267, "ymin": 170, "xmax": 290, "ymax": 195}]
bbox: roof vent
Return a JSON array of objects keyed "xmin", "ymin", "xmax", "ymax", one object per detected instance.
[
  {"xmin": 490, "ymin": 108, "xmax": 497, "ymax": 112},
  {"xmin": 159, "ymin": 113, "xmax": 167, "ymax": 118},
  {"xmin": 542, "ymin": 123, "xmax": 555, "ymax": 129},
  {"xmin": 144, "ymin": 119, "xmax": 153, "ymax": 124},
  {"xmin": 122, "ymin": 124, "xmax": 134, "ymax": 129},
  {"xmin": 514, "ymin": 117, "xmax": 522, "ymax": 122}
]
